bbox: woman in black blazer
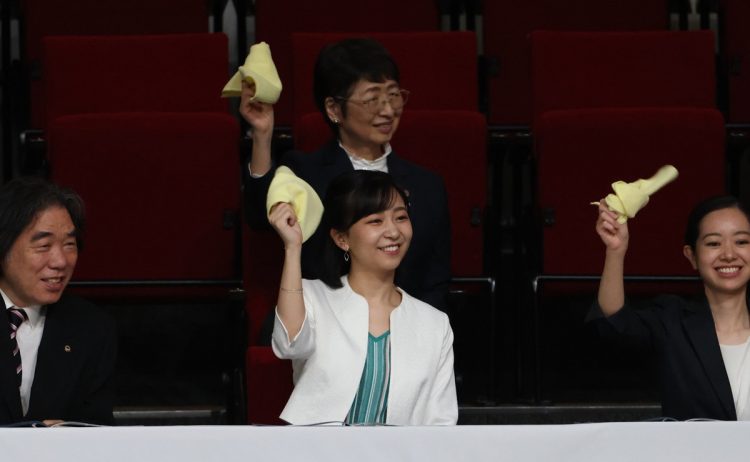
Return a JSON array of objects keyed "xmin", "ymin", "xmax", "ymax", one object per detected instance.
[{"xmin": 594, "ymin": 196, "xmax": 750, "ymax": 420}]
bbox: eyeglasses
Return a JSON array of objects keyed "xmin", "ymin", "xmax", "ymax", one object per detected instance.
[{"xmin": 335, "ymin": 89, "xmax": 410, "ymax": 115}]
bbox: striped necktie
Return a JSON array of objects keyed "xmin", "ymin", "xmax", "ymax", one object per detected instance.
[{"xmin": 7, "ymin": 308, "xmax": 28, "ymax": 388}]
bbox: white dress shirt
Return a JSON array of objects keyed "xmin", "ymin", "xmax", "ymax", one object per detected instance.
[
  {"xmin": 248, "ymin": 142, "xmax": 392, "ymax": 178},
  {"xmin": 1, "ymin": 289, "xmax": 46, "ymax": 416}
]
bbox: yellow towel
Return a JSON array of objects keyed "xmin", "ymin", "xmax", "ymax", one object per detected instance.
[
  {"xmin": 267, "ymin": 166, "xmax": 324, "ymax": 243},
  {"xmin": 221, "ymin": 42, "xmax": 282, "ymax": 104},
  {"xmin": 594, "ymin": 165, "xmax": 679, "ymax": 223}
]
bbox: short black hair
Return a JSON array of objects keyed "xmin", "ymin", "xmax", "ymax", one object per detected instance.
[
  {"xmin": 684, "ymin": 195, "xmax": 750, "ymax": 250},
  {"xmin": 313, "ymin": 38, "xmax": 400, "ymax": 135},
  {"xmin": 0, "ymin": 177, "xmax": 85, "ymax": 273},
  {"xmin": 318, "ymin": 170, "xmax": 409, "ymax": 289}
]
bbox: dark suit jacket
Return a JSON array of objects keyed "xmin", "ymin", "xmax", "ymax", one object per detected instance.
[
  {"xmin": 591, "ymin": 295, "xmax": 737, "ymax": 420},
  {"xmin": 244, "ymin": 141, "xmax": 451, "ymax": 311},
  {"xmin": 0, "ymin": 294, "xmax": 117, "ymax": 425}
]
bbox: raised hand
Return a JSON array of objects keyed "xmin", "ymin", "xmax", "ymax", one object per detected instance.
[
  {"xmin": 268, "ymin": 202, "xmax": 303, "ymax": 250},
  {"xmin": 595, "ymin": 200, "xmax": 629, "ymax": 255},
  {"xmin": 240, "ymin": 81, "xmax": 274, "ymax": 136}
]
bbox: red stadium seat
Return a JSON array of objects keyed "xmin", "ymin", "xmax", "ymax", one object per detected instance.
[
  {"xmin": 290, "ymin": 31, "xmax": 478, "ymax": 126},
  {"xmin": 531, "ymin": 30, "xmax": 716, "ymax": 120},
  {"xmin": 41, "ymin": 34, "xmax": 240, "ymax": 283},
  {"xmin": 41, "ymin": 34, "xmax": 228, "ymax": 128},
  {"xmin": 253, "ymin": 0, "xmax": 441, "ymax": 127},
  {"xmin": 21, "ymin": 0, "xmax": 210, "ymax": 128},
  {"xmin": 536, "ymin": 108, "xmax": 725, "ymax": 276},
  {"xmin": 47, "ymin": 112, "xmax": 239, "ymax": 281},
  {"xmin": 483, "ymin": 0, "xmax": 670, "ymax": 126}
]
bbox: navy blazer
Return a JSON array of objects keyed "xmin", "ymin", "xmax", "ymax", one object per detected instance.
[
  {"xmin": 244, "ymin": 141, "xmax": 451, "ymax": 311},
  {"xmin": 0, "ymin": 295, "xmax": 117, "ymax": 425},
  {"xmin": 591, "ymin": 295, "xmax": 737, "ymax": 420}
]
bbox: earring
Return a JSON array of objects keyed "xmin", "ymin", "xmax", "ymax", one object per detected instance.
[
  {"xmin": 331, "ymin": 117, "xmax": 339, "ymax": 124},
  {"xmin": 344, "ymin": 250, "xmax": 350, "ymax": 262}
]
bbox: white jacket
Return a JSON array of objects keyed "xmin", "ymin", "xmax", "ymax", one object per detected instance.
[{"xmin": 272, "ymin": 276, "xmax": 458, "ymax": 425}]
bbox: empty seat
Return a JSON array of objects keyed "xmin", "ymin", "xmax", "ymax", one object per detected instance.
[
  {"xmin": 531, "ymin": 30, "xmax": 716, "ymax": 120},
  {"xmin": 483, "ymin": 0, "xmax": 669, "ymax": 126},
  {"xmin": 21, "ymin": 0, "xmax": 210, "ymax": 128},
  {"xmin": 41, "ymin": 33, "xmax": 228, "ymax": 128}
]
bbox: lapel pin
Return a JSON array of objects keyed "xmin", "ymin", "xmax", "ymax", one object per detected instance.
[{"xmin": 64, "ymin": 345, "xmax": 71, "ymax": 353}]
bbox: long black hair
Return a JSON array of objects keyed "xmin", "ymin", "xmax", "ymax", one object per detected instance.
[{"xmin": 318, "ymin": 170, "xmax": 409, "ymax": 289}]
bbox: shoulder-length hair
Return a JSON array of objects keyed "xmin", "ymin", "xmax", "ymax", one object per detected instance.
[{"xmin": 318, "ymin": 170, "xmax": 409, "ymax": 289}]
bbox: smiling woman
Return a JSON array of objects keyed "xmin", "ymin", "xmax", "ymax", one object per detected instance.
[
  {"xmin": 267, "ymin": 170, "xmax": 457, "ymax": 426},
  {"xmin": 242, "ymin": 38, "xmax": 451, "ymax": 313},
  {"xmin": 592, "ymin": 195, "xmax": 750, "ymax": 421}
]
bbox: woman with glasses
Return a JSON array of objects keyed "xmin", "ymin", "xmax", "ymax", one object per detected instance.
[
  {"xmin": 242, "ymin": 38, "xmax": 451, "ymax": 313},
  {"xmin": 269, "ymin": 170, "xmax": 457, "ymax": 425}
]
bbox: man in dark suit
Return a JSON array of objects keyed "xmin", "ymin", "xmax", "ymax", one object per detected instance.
[{"xmin": 0, "ymin": 177, "xmax": 116, "ymax": 425}]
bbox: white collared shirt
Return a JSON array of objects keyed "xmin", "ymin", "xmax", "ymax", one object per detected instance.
[
  {"xmin": 1, "ymin": 289, "xmax": 46, "ymax": 416},
  {"xmin": 338, "ymin": 141, "xmax": 392, "ymax": 173},
  {"xmin": 248, "ymin": 143, "xmax": 392, "ymax": 178}
]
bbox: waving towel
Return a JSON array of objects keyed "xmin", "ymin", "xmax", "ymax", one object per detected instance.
[
  {"xmin": 594, "ymin": 165, "xmax": 679, "ymax": 223},
  {"xmin": 221, "ymin": 41, "xmax": 282, "ymax": 104},
  {"xmin": 267, "ymin": 166, "xmax": 323, "ymax": 242}
]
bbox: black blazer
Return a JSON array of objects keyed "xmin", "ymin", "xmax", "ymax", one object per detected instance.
[
  {"xmin": 591, "ymin": 295, "xmax": 737, "ymax": 420},
  {"xmin": 0, "ymin": 295, "xmax": 117, "ymax": 425},
  {"xmin": 244, "ymin": 141, "xmax": 451, "ymax": 311}
]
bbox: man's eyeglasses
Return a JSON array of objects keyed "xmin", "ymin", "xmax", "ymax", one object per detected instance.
[{"xmin": 335, "ymin": 89, "xmax": 410, "ymax": 115}]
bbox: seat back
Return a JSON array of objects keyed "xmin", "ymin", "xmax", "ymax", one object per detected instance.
[
  {"xmin": 536, "ymin": 107, "xmax": 725, "ymax": 276},
  {"xmin": 253, "ymin": 0, "xmax": 441, "ymax": 127},
  {"xmin": 290, "ymin": 31, "xmax": 478, "ymax": 126},
  {"xmin": 531, "ymin": 30, "xmax": 716, "ymax": 122},
  {"xmin": 42, "ymin": 33, "xmax": 240, "ymax": 282},
  {"xmin": 483, "ymin": 0, "xmax": 669, "ymax": 126},
  {"xmin": 22, "ymin": 0, "xmax": 210, "ymax": 127},
  {"xmin": 41, "ymin": 34, "xmax": 228, "ymax": 128},
  {"xmin": 48, "ymin": 112, "xmax": 240, "ymax": 281}
]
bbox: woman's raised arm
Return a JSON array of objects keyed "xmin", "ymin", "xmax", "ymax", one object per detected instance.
[
  {"xmin": 595, "ymin": 201, "xmax": 630, "ymax": 317},
  {"xmin": 268, "ymin": 203, "xmax": 305, "ymax": 339}
]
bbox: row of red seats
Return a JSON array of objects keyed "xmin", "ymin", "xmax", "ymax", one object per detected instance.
[{"xmin": 10, "ymin": 0, "xmax": 750, "ymax": 131}]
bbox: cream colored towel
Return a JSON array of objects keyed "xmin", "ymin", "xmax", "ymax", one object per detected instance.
[
  {"xmin": 267, "ymin": 166, "xmax": 323, "ymax": 242},
  {"xmin": 595, "ymin": 165, "xmax": 679, "ymax": 223},
  {"xmin": 221, "ymin": 42, "xmax": 282, "ymax": 104}
]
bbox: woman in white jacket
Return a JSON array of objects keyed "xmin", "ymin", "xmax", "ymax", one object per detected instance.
[{"xmin": 268, "ymin": 170, "xmax": 457, "ymax": 425}]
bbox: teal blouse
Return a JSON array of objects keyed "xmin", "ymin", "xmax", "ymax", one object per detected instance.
[{"xmin": 345, "ymin": 331, "xmax": 391, "ymax": 425}]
